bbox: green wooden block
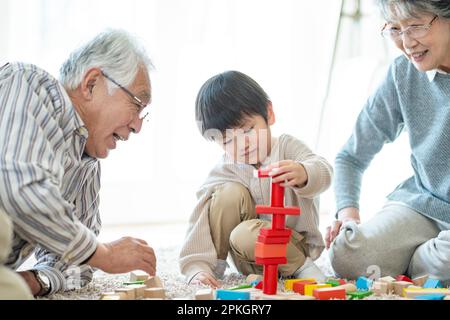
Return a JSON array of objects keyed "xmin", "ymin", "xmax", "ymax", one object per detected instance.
[
  {"xmin": 347, "ymin": 290, "xmax": 373, "ymax": 300},
  {"xmin": 326, "ymin": 279, "xmax": 341, "ymax": 287}
]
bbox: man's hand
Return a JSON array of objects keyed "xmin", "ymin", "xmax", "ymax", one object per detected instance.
[
  {"xmin": 18, "ymin": 271, "xmax": 41, "ymax": 296},
  {"xmin": 87, "ymin": 237, "xmax": 156, "ymax": 276},
  {"xmin": 325, "ymin": 207, "xmax": 361, "ymax": 249},
  {"xmin": 190, "ymin": 272, "xmax": 221, "ymax": 288},
  {"xmin": 265, "ymin": 160, "xmax": 308, "ymax": 188}
]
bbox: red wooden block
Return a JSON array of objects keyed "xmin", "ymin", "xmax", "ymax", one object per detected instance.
[
  {"xmin": 260, "ymin": 228, "xmax": 291, "ymax": 237},
  {"xmin": 338, "ymin": 279, "xmax": 347, "ymax": 285},
  {"xmin": 254, "ymin": 168, "xmax": 272, "ymax": 178},
  {"xmin": 396, "ymin": 275, "xmax": 413, "ymax": 283},
  {"xmin": 255, "ymin": 242, "xmax": 287, "ymax": 258},
  {"xmin": 256, "ymin": 206, "xmax": 301, "ymax": 216},
  {"xmin": 292, "ymin": 280, "xmax": 317, "ymax": 295},
  {"xmin": 255, "ymin": 281, "xmax": 263, "ymax": 289},
  {"xmin": 257, "ymin": 235, "xmax": 290, "ymax": 244},
  {"xmin": 255, "ymin": 257, "xmax": 287, "ymax": 265},
  {"xmin": 313, "ymin": 287, "xmax": 347, "ymax": 300}
]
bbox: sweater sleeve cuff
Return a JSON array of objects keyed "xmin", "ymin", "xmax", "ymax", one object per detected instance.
[
  {"xmin": 32, "ymin": 265, "xmax": 65, "ymax": 295},
  {"xmin": 182, "ymin": 261, "xmax": 214, "ymax": 284},
  {"xmin": 60, "ymin": 221, "xmax": 98, "ymax": 266},
  {"xmin": 292, "ymin": 161, "xmax": 321, "ymax": 196}
]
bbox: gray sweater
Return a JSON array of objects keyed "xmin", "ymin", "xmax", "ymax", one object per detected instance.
[
  {"xmin": 335, "ymin": 55, "xmax": 450, "ymax": 223},
  {"xmin": 179, "ymin": 134, "xmax": 333, "ymax": 281}
]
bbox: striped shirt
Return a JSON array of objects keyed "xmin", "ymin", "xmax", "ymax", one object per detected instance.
[
  {"xmin": 335, "ymin": 55, "xmax": 450, "ymax": 223},
  {"xmin": 179, "ymin": 134, "xmax": 333, "ymax": 281},
  {"xmin": 0, "ymin": 63, "xmax": 101, "ymax": 294}
]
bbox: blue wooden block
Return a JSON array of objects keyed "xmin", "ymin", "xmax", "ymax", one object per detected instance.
[
  {"xmin": 356, "ymin": 276, "xmax": 373, "ymax": 291},
  {"xmin": 415, "ymin": 294, "xmax": 446, "ymax": 300},
  {"xmin": 216, "ymin": 289, "xmax": 250, "ymax": 300},
  {"xmin": 423, "ymin": 278, "xmax": 443, "ymax": 289}
]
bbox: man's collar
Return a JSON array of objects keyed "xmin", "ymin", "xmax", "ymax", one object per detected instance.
[{"xmin": 426, "ymin": 68, "xmax": 449, "ymax": 82}]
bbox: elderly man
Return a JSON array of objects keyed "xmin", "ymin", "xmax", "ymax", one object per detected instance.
[{"xmin": 0, "ymin": 29, "xmax": 156, "ymax": 298}]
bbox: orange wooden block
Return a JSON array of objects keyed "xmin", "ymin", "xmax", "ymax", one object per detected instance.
[
  {"xmin": 292, "ymin": 280, "xmax": 317, "ymax": 295},
  {"xmin": 313, "ymin": 287, "xmax": 346, "ymax": 300},
  {"xmin": 255, "ymin": 242, "xmax": 286, "ymax": 258}
]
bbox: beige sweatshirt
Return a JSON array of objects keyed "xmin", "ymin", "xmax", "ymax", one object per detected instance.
[{"xmin": 179, "ymin": 134, "xmax": 333, "ymax": 281}]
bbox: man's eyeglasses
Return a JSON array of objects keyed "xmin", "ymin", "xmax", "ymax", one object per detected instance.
[
  {"xmin": 101, "ymin": 70, "xmax": 149, "ymax": 121},
  {"xmin": 381, "ymin": 15, "xmax": 438, "ymax": 42}
]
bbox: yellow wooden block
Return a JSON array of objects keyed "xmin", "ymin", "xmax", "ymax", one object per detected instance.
[
  {"xmin": 284, "ymin": 278, "xmax": 316, "ymax": 291},
  {"xmin": 403, "ymin": 288, "xmax": 450, "ymax": 298},
  {"xmin": 304, "ymin": 284, "xmax": 331, "ymax": 296}
]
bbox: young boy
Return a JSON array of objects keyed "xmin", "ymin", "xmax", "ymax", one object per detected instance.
[{"xmin": 179, "ymin": 71, "xmax": 333, "ymax": 287}]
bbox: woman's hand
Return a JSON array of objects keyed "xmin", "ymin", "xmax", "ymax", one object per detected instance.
[
  {"xmin": 265, "ymin": 160, "xmax": 308, "ymax": 188},
  {"xmin": 325, "ymin": 207, "xmax": 361, "ymax": 249},
  {"xmin": 190, "ymin": 272, "xmax": 221, "ymax": 288}
]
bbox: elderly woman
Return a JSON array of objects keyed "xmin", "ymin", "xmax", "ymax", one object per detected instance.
[{"xmin": 326, "ymin": 0, "xmax": 450, "ymax": 283}]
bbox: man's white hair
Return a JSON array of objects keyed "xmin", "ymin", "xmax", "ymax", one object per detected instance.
[{"xmin": 59, "ymin": 29, "xmax": 153, "ymax": 93}]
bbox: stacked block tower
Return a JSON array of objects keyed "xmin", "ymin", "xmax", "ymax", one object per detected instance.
[{"xmin": 254, "ymin": 168, "xmax": 301, "ymax": 294}]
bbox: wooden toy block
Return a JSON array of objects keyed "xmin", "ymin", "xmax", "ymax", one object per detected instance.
[
  {"xmin": 144, "ymin": 287, "xmax": 166, "ymax": 299},
  {"xmin": 403, "ymin": 288, "xmax": 450, "ymax": 298},
  {"xmin": 304, "ymin": 284, "xmax": 331, "ymax": 296},
  {"xmin": 216, "ymin": 289, "xmax": 250, "ymax": 300},
  {"xmin": 313, "ymin": 287, "xmax": 346, "ymax": 300},
  {"xmin": 379, "ymin": 276, "xmax": 396, "ymax": 283},
  {"xmin": 115, "ymin": 287, "xmax": 136, "ymax": 300},
  {"xmin": 257, "ymin": 235, "xmax": 290, "ymax": 244},
  {"xmin": 255, "ymin": 257, "xmax": 287, "ymax": 265},
  {"xmin": 378, "ymin": 276, "xmax": 395, "ymax": 293},
  {"xmin": 256, "ymin": 206, "xmax": 300, "ymax": 216},
  {"xmin": 100, "ymin": 291, "xmax": 127, "ymax": 300},
  {"xmin": 292, "ymin": 280, "xmax": 317, "ymax": 294},
  {"xmin": 393, "ymin": 281, "xmax": 412, "ymax": 296},
  {"xmin": 325, "ymin": 279, "xmax": 341, "ymax": 287},
  {"xmin": 246, "ymin": 274, "xmax": 263, "ymax": 284},
  {"xmin": 195, "ymin": 288, "xmax": 215, "ymax": 300},
  {"xmin": 356, "ymin": 276, "xmax": 373, "ymax": 290},
  {"xmin": 255, "ymin": 281, "xmax": 263, "ymax": 289},
  {"xmin": 255, "ymin": 242, "xmax": 287, "ymax": 258},
  {"xmin": 372, "ymin": 281, "xmax": 389, "ymax": 296},
  {"xmin": 127, "ymin": 284, "xmax": 147, "ymax": 299},
  {"xmin": 130, "ymin": 270, "xmax": 149, "ymax": 282},
  {"xmin": 444, "ymin": 296, "xmax": 450, "ymax": 300},
  {"xmin": 347, "ymin": 290, "xmax": 373, "ymax": 300},
  {"xmin": 415, "ymin": 294, "xmax": 446, "ymax": 300},
  {"xmin": 395, "ymin": 275, "xmax": 413, "ymax": 283},
  {"xmin": 423, "ymin": 278, "xmax": 443, "ymax": 289},
  {"xmin": 145, "ymin": 275, "xmax": 163, "ymax": 288},
  {"xmin": 412, "ymin": 275, "xmax": 428, "ymax": 287},
  {"xmin": 334, "ymin": 283, "xmax": 357, "ymax": 293},
  {"xmin": 285, "ymin": 278, "xmax": 316, "ymax": 291},
  {"xmin": 260, "ymin": 228, "xmax": 291, "ymax": 237}
]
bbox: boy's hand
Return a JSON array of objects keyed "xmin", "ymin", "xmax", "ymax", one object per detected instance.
[
  {"xmin": 325, "ymin": 207, "xmax": 361, "ymax": 249},
  {"xmin": 265, "ymin": 160, "xmax": 308, "ymax": 188},
  {"xmin": 190, "ymin": 272, "xmax": 221, "ymax": 288}
]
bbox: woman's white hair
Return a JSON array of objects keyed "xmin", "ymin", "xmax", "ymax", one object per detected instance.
[
  {"xmin": 377, "ymin": 0, "xmax": 450, "ymax": 21},
  {"xmin": 59, "ymin": 29, "xmax": 154, "ymax": 93}
]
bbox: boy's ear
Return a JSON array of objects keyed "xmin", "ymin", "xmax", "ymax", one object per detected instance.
[{"xmin": 267, "ymin": 101, "xmax": 275, "ymax": 125}]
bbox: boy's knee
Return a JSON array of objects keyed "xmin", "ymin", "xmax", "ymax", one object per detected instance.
[
  {"xmin": 211, "ymin": 182, "xmax": 252, "ymax": 212},
  {"xmin": 229, "ymin": 220, "xmax": 267, "ymax": 257}
]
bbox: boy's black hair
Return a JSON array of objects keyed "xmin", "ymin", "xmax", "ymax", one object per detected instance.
[{"xmin": 195, "ymin": 70, "xmax": 270, "ymax": 139}]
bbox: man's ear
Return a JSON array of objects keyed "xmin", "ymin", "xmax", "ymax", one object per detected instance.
[
  {"xmin": 267, "ymin": 101, "xmax": 275, "ymax": 125},
  {"xmin": 80, "ymin": 68, "xmax": 102, "ymax": 99}
]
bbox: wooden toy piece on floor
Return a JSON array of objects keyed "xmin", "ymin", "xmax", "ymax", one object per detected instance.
[
  {"xmin": 284, "ymin": 278, "xmax": 316, "ymax": 291},
  {"xmin": 395, "ymin": 275, "xmax": 413, "ymax": 283},
  {"xmin": 216, "ymin": 289, "xmax": 250, "ymax": 300},
  {"xmin": 246, "ymin": 274, "xmax": 263, "ymax": 284},
  {"xmin": 372, "ymin": 281, "xmax": 389, "ymax": 296},
  {"xmin": 378, "ymin": 276, "xmax": 396, "ymax": 293},
  {"xmin": 145, "ymin": 275, "xmax": 163, "ymax": 288},
  {"xmin": 403, "ymin": 288, "xmax": 450, "ymax": 298},
  {"xmin": 313, "ymin": 287, "xmax": 346, "ymax": 300},
  {"xmin": 412, "ymin": 275, "xmax": 428, "ymax": 287},
  {"xmin": 423, "ymin": 278, "xmax": 443, "ymax": 289},
  {"xmin": 356, "ymin": 276, "xmax": 373, "ymax": 291},
  {"xmin": 115, "ymin": 287, "xmax": 136, "ymax": 300},
  {"xmin": 255, "ymin": 242, "xmax": 287, "ymax": 258},
  {"xmin": 130, "ymin": 270, "xmax": 149, "ymax": 282},
  {"xmin": 393, "ymin": 281, "xmax": 413, "ymax": 296},
  {"xmin": 292, "ymin": 280, "xmax": 317, "ymax": 295},
  {"xmin": 333, "ymin": 283, "xmax": 357, "ymax": 294},
  {"xmin": 415, "ymin": 293, "xmax": 446, "ymax": 300},
  {"xmin": 127, "ymin": 284, "xmax": 147, "ymax": 299},
  {"xmin": 304, "ymin": 284, "xmax": 331, "ymax": 296},
  {"xmin": 100, "ymin": 291, "xmax": 127, "ymax": 300},
  {"xmin": 195, "ymin": 288, "xmax": 215, "ymax": 300},
  {"xmin": 347, "ymin": 290, "xmax": 373, "ymax": 300},
  {"xmin": 326, "ymin": 278, "xmax": 344, "ymax": 287},
  {"xmin": 144, "ymin": 287, "xmax": 166, "ymax": 299}
]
